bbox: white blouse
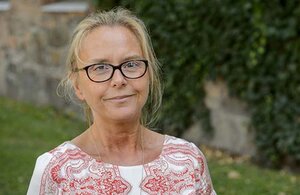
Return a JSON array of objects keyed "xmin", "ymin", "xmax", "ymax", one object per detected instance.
[{"xmin": 27, "ymin": 135, "xmax": 216, "ymax": 194}]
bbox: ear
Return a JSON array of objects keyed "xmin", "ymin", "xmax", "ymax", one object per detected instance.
[{"xmin": 71, "ymin": 74, "xmax": 85, "ymax": 101}]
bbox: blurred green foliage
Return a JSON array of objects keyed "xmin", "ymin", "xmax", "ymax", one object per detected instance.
[{"xmin": 93, "ymin": 0, "xmax": 300, "ymax": 168}]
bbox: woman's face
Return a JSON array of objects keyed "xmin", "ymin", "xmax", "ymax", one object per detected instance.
[{"xmin": 74, "ymin": 26, "xmax": 149, "ymax": 123}]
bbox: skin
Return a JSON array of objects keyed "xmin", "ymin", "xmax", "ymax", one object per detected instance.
[{"xmin": 71, "ymin": 26, "xmax": 164, "ymax": 166}]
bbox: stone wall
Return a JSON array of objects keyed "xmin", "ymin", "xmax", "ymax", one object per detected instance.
[
  {"xmin": 0, "ymin": 0, "xmax": 89, "ymax": 112},
  {"xmin": 0, "ymin": 2, "xmax": 9, "ymax": 97},
  {"xmin": 183, "ymin": 80, "xmax": 256, "ymax": 156}
]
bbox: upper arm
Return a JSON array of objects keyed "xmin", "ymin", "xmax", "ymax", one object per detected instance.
[
  {"xmin": 27, "ymin": 153, "xmax": 52, "ymax": 195},
  {"xmin": 191, "ymin": 143, "xmax": 216, "ymax": 195}
]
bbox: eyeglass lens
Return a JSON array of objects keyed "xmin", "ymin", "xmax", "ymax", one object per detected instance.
[{"xmin": 87, "ymin": 60, "xmax": 147, "ymax": 82}]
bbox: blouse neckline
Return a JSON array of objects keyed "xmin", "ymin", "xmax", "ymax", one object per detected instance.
[{"xmin": 64, "ymin": 134, "xmax": 169, "ymax": 168}]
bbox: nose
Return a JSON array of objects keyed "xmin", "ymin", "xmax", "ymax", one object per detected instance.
[{"xmin": 110, "ymin": 69, "xmax": 127, "ymax": 87}]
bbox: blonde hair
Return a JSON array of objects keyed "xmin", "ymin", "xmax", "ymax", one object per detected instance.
[{"xmin": 58, "ymin": 7, "xmax": 162, "ymax": 127}]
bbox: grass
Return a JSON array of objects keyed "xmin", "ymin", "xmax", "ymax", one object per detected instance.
[
  {"xmin": 0, "ymin": 97, "xmax": 85, "ymax": 194},
  {"xmin": 0, "ymin": 96, "xmax": 299, "ymax": 194},
  {"xmin": 203, "ymin": 148, "xmax": 300, "ymax": 195}
]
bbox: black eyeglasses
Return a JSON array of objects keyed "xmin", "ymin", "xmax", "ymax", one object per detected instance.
[{"xmin": 74, "ymin": 60, "xmax": 148, "ymax": 83}]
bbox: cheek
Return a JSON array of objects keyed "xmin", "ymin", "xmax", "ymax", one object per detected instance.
[
  {"xmin": 74, "ymin": 75, "xmax": 108, "ymax": 103},
  {"xmin": 139, "ymin": 76, "xmax": 150, "ymax": 103}
]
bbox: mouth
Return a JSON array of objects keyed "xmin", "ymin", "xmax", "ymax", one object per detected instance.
[{"xmin": 104, "ymin": 94, "xmax": 135, "ymax": 101}]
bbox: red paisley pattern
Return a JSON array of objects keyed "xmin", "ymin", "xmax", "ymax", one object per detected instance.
[
  {"xmin": 40, "ymin": 147, "xmax": 131, "ymax": 194},
  {"xmin": 31, "ymin": 135, "xmax": 215, "ymax": 194}
]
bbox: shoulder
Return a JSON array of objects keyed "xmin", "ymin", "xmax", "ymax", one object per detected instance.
[
  {"xmin": 164, "ymin": 135, "xmax": 204, "ymax": 155},
  {"xmin": 28, "ymin": 142, "xmax": 90, "ymax": 194},
  {"xmin": 30, "ymin": 142, "xmax": 79, "ymax": 175},
  {"xmin": 27, "ymin": 142, "xmax": 74, "ymax": 194},
  {"xmin": 33, "ymin": 142, "xmax": 74, "ymax": 168},
  {"xmin": 163, "ymin": 135, "xmax": 216, "ymax": 194},
  {"xmin": 37, "ymin": 141, "xmax": 90, "ymax": 173},
  {"xmin": 163, "ymin": 135, "xmax": 207, "ymax": 165},
  {"xmin": 34, "ymin": 142, "xmax": 79, "ymax": 164}
]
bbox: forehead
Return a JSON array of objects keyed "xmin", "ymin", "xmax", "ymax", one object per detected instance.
[
  {"xmin": 79, "ymin": 25, "xmax": 143, "ymax": 63},
  {"xmin": 83, "ymin": 25, "xmax": 141, "ymax": 50}
]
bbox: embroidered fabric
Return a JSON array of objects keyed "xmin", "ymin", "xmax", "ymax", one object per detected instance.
[{"xmin": 27, "ymin": 135, "xmax": 216, "ymax": 195}]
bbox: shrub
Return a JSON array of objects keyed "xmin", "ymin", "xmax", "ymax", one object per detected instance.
[{"xmin": 94, "ymin": 0, "xmax": 300, "ymax": 168}]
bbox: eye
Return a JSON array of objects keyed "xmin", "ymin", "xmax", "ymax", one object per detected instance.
[
  {"xmin": 123, "ymin": 61, "xmax": 140, "ymax": 69},
  {"xmin": 98, "ymin": 64, "xmax": 108, "ymax": 70},
  {"xmin": 89, "ymin": 64, "xmax": 111, "ymax": 75}
]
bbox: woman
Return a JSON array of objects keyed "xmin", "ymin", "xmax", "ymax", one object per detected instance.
[{"xmin": 27, "ymin": 8, "xmax": 216, "ymax": 194}]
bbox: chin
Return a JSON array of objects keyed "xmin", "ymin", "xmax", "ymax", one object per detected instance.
[{"xmin": 108, "ymin": 108, "xmax": 141, "ymax": 122}]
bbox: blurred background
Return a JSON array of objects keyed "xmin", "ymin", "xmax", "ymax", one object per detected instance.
[{"xmin": 0, "ymin": 0, "xmax": 299, "ymax": 194}]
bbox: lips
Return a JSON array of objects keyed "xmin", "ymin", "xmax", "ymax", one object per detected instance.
[{"xmin": 104, "ymin": 94, "xmax": 135, "ymax": 101}]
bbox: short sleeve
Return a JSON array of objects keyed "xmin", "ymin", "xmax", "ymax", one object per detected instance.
[
  {"xmin": 191, "ymin": 143, "xmax": 217, "ymax": 195},
  {"xmin": 27, "ymin": 153, "xmax": 53, "ymax": 195}
]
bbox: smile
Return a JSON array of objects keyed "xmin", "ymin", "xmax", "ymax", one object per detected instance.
[{"xmin": 104, "ymin": 94, "xmax": 135, "ymax": 101}]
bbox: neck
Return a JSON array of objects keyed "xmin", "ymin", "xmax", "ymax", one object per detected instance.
[
  {"xmin": 91, "ymin": 119, "xmax": 143, "ymax": 152},
  {"xmin": 89, "ymin": 120, "xmax": 145, "ymax": 165}
]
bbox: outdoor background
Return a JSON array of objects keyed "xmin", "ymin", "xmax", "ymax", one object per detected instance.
[{"xmin": 0, "ymin": 0, "xmax": 299, "ymax": 194}]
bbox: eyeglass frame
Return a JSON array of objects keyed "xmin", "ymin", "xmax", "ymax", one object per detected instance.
[{"xmin": 73, "ymin": 59, "xmax": 148, "ymax": 83}]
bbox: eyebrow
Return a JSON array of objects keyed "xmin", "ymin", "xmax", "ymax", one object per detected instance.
[
  {"xmin": 87, "ymin": 55, "xmax": 144, "ymax": 65},
  {"xmin": 123, "ymin": 55, "xmax": 144, "ymax": 61}
]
